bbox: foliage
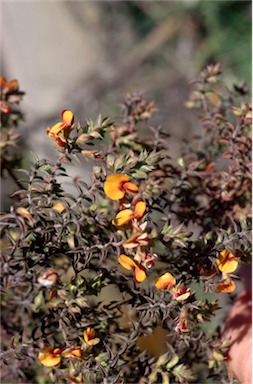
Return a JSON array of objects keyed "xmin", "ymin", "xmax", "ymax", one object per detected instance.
[{"xmin": 0, "ymin": 65, "xmax": 251, "ymax": 383}]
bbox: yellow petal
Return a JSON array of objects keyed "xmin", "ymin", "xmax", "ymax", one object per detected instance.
[
  {"xmin": 62, "ymin": 110, "xmax": 74, "ymax": 126},
  {"xmin": 123, "ymin": 181, "xmax": 139, "ymax": 195},
  {"xmin": 86, "ymin": 337, "xmax": 100, "ymax": 346},
  {"xmin": 38, "ymin": 351, "xmax": 61, "ymax": 367},
  {"xmin": 49, "ymin": 122, "xmax": 64, "ymax": 135},
  {"xmin": 155, "ymin": 272, "xmax": 176, "ymax": 290},
  {"xmin": 134, "ymin": 266, "xmax": 146, "ymax": 283},
  {"xmin": 118, "ymin": 254, "xmax": 137, "ymax": 270},
  {"xmin": 104, "ymin": 174, "xmax": 130, "ymax": 200},
  {"xmin": 112, "ymin": 209, "xmax": 134, "ymax": 227},
  {"xmin": 133, "ymin": 200, "xmax": 146, "ymax": 219}
]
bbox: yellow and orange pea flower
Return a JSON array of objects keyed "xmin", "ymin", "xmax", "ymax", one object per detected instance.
[
  {"xmin": 47, "ymin": 110, "xmax": 74, "ymax": 148},
  {"xmin": 118, "ymin": 254, "xmax": 146, "ymax": 283},
  {"xmin": 112, "ymin": 200, "xmax": 146, "ymax": 227},
  {"xmin": 216, "ymin": 249, "xmax": 240, "ymax": 273},
  {"xmin": 215, "ymin": 274, "xmax": 236, "ymax": 294},
  {"xmin": 61, "ymin": 346, "xmax": 83, "ymax": 360},
  {"xmin": 83, "ymin": 327, "xmax": 100, "ymax": 346},
  {"xmin": 155, "ymin": 272, "xmax": 191, "ymax": 302},
  {"xmin": 38, "ymin": 346, "xmax": 62, "ymax": 367},
  {"xmin": 104, "ymin": 174, "xmax": 138, "ymax": 201}
]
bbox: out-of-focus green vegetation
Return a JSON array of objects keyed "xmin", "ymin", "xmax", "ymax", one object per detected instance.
[{"xmin": 124, "ymin": 0, "xmax": 251, "ymax": 84}]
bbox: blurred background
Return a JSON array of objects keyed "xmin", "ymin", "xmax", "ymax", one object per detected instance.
[{"xmin": 1, "ymin": 0, "xmax": 252, "ymax": 202}]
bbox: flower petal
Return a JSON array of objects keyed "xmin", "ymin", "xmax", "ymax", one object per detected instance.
[
  {"xmin": 86, "ymin": 337, "xmax": 100, "ymax": 346},
  {"xmin": 216, "ymin": 250, "xmax": 239, "ymax": 273},
  {"xmin": 104, "ymin": 174, "xmax": 130, "ymax": 200},
  {"xmin": 134, "ymin": 266, "xmax": 146, "ymax": 283},
  {"xmin": 112, "ymin": 209, "xmax": 134, "ymax": 227},
  {"xmin": 123, "ymin": 181, "xmax": 138, "ymax": 195},
  {"xmin": 118, "ymin": 254, "xmax": 137, "ymax": 270},
  {"xmin": 215, "ymin": 277, "xmax": 236, "ymax": 294},
  {"xmin": 133, "ymin": 200, "xmax": 146, "ymax": 219},
  {"xmin": 62, "ymin": 110, "xmax": 74, "ymax": 126},
  {"xmin": 49, "ymin": 122, "xmax": 64, "ymax": 135},
  {"xmin": 38, "ymin": 350, "xmax": 61, "ymax": 367},
  {"xmin": 155, "ymin": 272, "xmax": 176, "ymax": 290}
]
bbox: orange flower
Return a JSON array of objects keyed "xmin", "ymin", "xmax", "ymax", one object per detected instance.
[
  {"xmin": 62, "ymin": 346, "xmax": 83, "ymax": 360},
  {"xmin": 47, "ymin": 110, "xmax": 74, "ymax": 148},
  {"xmin": 38, "ymin": 346, "xmax": 62, "ymax": 367},
  {"xmin": 104, "ymin": 174, "xmax": 138, "ymax": 200},
  {"xmin": 0, "ymin": 76, "xmax": 18, "ymax": 93},
  {"xmin": 215, "ymin": 275, "xmax": 236, "ymax": 294},
  {"xmin": 83, "ymin": 327, "xmax": 100, "ymax": 346},
  {"xmin": 123, "ymin": 232, "xmax": 149, "ymax": 249},
  {"xmin": 216, "ymin": 249, "xmax": 239, "ymax": 273},
  {"xmin": 118, "ymin": 254, "xmax": 146, "ymax": 283},
  {"xmin": 155, "ymin": 272, "xmax": 176, "ymax": 290},
  {"xmin": 112, "ymin": 200, "xmax": 146, "ymax": 227}
]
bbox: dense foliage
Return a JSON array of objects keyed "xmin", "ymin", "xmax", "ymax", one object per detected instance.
[{"xmin": 0, "ymin": 66, "xmax": 251, "ymax": 383}]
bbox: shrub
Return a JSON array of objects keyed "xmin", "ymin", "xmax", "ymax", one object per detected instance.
[{"xmin": 0, "ymin": 66, "xmax": 251, "ymax": 383}]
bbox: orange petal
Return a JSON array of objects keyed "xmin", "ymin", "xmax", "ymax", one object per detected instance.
[
  {"xmin": 104, "ymin": 174, "xmax": 130, "ymax": 200},
  {"xmin": 38, "ymin": 349, "xmax": 61, "ymax": 367},
  {"xmin": 215, "ymin": 277, "xmax": 236, "ymax": 294},
  {"xmin": 83, "ymin": 327, "xmax": 96, "ymax": 342},
  {"xmin": 86, "ymin": 337, "xmax": 100, "ymax": 346},
  {"xmin": 112, "ymin": 209, "xmax": 134, "ymax": 227},
  {"xmin": 62, "ymin": 110, "xmax": 74, "ymax": 126},
  {"xmin": 216, "ymin": 250, "xmax": 239, "ymax": 273},
  {"xmin": 118, "ymin": 254, "xmax": 137, "ymax": 270},
  {"xmin": 134, "ymin": 266, "xmax": 146, "ymax": 283},
  {"xmin": 123, "ymin": 181, "xmax": 139, "ymax": 195},
  {"xmin": 155, "ymin": 272, "xmax": 176, "ymax": 290},
  {"xmin": 83, "ymin": 328, "xmax": 100, "ymax": 346},
  {"xmin": 49, "ymin": 122, "xmax": 65, "ymax": 135},
  {"xmin": 133, "ymin": 200, "xmax": 146, "ymax": 219}
]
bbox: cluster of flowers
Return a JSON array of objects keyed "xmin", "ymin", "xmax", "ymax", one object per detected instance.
[
  {"xmin": 104, "ymin": 174, "xmax": 241, "ymax": 296},
  {"xmin": 104, "ymin": 173, "xmax": 157, "ymax": 283},
  {"xmin": 37, "ymin": 271, "xmax": 100, "ymax": 369},
  {"xmin": 103, "ymin": 174, "xmax": 193, "ymax": 302},
  {"xmin": 38, "ymin": 326, "xmax": 99, "ymax": 367}
]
